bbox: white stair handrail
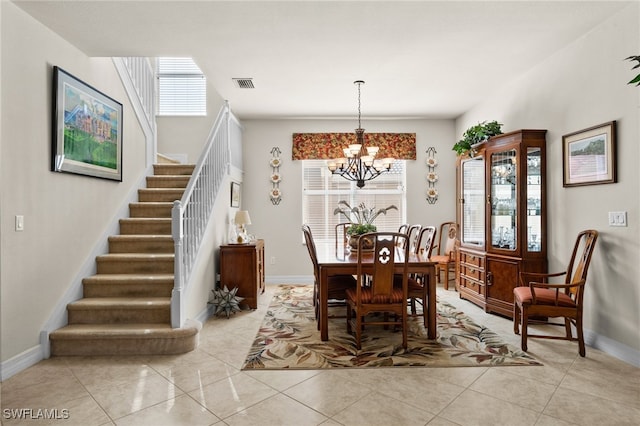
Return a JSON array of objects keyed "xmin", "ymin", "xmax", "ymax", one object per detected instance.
[
  {"xmin": 113, "ymin": 57, "xmax": 156, "ymax": 166},
  {"xmin": 171, "ymin": 102, "xmax": 234, "ymax": 327}
]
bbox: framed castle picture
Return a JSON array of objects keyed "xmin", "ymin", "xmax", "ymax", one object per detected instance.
[{"xmin": 51, "ymin": 66, "xmax": 123, "ymax": 181}]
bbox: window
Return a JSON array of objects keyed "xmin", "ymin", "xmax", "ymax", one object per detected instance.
[
  {"xmin": 302, "ymin": 160, "xmax": 406, "ymax": 243},
  {"xmin": 156, "ymin": 57, "xmax": 206, "ymax": 116}
]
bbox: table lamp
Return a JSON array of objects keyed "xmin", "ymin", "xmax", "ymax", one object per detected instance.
[{"xmin": 234, "ymin": 210, "xmax": 252, "ymax": 243}]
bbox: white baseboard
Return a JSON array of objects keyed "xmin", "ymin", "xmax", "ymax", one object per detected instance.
[
  {"xmin": 265, "ymin": 275, "xmax": 313, "ymax": 285},
  {"xmin": 584, "ymin": 329, "xmax": 640, "ymax": 367},
  {"xmin": 194, "ymin": 304, "xmax": 216, "ymax": 324},
  {"xmin": 0, "ymin": 345, "xmax": 43, "ymax": 381}
]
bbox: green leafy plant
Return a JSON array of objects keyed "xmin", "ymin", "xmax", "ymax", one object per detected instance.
[
  {"xmin": 333, "ymin": 201, "xmax": 398, "ymax": 235},
  {"xmin": 626, "ymin": 55, "xmax": 640, "ymax": 86},
  {"xmin": 453, "ymin": 120, "xmax": 503, "ymax": 155},
  {"xmin": 346, "ymin": 223, "xmax": 377, "ymax": 236}
]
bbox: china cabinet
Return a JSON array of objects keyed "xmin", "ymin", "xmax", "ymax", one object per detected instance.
[
  {"xmin": 456, "ymin": 129, "xmax": 547, "ymax": 317},
  {"xmin": 219, "ymin": 240, "xmax": 265, "ymax": 309}
]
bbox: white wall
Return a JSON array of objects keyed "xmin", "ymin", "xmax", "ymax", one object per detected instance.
[
  {"xmin": 156, "ymin": 96, "xmax": 226, "ymax": 164},
  {"xmin": 0, "ymin": 3, "xmax": 148, "ymax": 362},
  {"xmin": 240, "ymin": 118, "xmax": 456, "ymax": 279},
  {"xmin": 457, "ymin": 3, "xmax": 640, "ymax": 356}
]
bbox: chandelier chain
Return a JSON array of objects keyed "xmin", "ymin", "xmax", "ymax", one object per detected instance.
[
  {"xmin": 357, "ymin": 81, "xmax": 362, "ymax": 129},
  {"xmin": 326, "ymin": 79, "xmax": 394, "ymax": 188}
]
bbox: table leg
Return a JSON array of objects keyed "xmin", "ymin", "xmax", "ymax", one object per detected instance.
[
  {"xmin": 319, "ymin": 266, "xmax": 329, "ymax": 341},
  {"xmin": 428, "ymin": 266, "xmax": 436, "ymax": 339}
]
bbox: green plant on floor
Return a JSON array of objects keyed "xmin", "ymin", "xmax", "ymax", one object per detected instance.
[
  {"xmin": 333, "ymin": 200, "xmax": 398, "ymax": 235},
  {"xmin": 626, "ymin": 55, "xmax": 640, "ymax": 86},
  {"xmin": 453, "ymin": 120, "xmax": 503, "ymax": 156},
  {"xmin": 209, "ymin": 285, "xmax": 244, "ymax": 318}
]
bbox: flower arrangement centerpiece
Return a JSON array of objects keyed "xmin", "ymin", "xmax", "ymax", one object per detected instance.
[{"xmin": 333, "ymin": 200, "xmax": 398, "ymax": 250}]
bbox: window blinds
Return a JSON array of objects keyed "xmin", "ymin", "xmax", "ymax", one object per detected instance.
[
  {"xmin": 302, "ymin": 160, "xmax": 406, "ymax": 243},
  {"xmin": 157, "ymin": 57, "xmax": 206, "ymax": 116}
]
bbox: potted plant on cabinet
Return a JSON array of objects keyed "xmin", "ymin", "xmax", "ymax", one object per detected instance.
[
  {"xmin": 333, "ymin": 201, "xmax": 398, "ymax": 250},
  {"xmin": 627, "ymin": 55, "xmax": 640, "ymax": 86},
  {"xmin": 453, "ymin": 120, "xmax": 503, "ymax": 156}
]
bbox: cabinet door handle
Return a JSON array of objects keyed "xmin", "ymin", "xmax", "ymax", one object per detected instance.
[{"xmin": 486, "ymin": 272, "xmax": 493, "ymax": 286}]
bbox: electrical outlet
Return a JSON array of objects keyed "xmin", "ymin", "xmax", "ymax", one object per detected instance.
[
  {"xmin": 270, "ymin": 256, "xmax": 276, "ymax": 265},
  {"xmin": 608, "ymin": 211, "xmax": 627, "ymax": 227}
]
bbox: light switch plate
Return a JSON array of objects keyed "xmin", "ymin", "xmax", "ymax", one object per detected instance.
[
  {"xmin": 15, "ymin": 215, "xmax": 24, "ymax": 231},
  {"xmin": 608, "ymin": 211, "xmax": 627, "ymax": 227}
]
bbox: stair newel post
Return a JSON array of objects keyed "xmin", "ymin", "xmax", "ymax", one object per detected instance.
[{"xmin": 171, "ymin": 200, "xmax": 185, "ymax": 328}]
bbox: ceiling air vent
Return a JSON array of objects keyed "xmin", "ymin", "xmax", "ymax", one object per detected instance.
[{"xmin": 233, "ymin": 78, "xmax": 255, "ymax": 89}]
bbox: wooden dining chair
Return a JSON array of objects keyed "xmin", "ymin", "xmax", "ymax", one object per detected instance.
[
  {"xmin": 513, "ymin": 229, "xmax": 598, "ymax": 356},
  {"xmin": 406, "ymin": 224, "xmax": 422, "ymax": 251},
  {"xmin": 334, "ymin": 222, "xmax": 352, "ymax": 252},
  {"xmin": 393, "ymin": 225, "xmax": 437, "ymax": 324},
  {"xmin": 406, "ymin": 226, "xmax": 437, "ymax": 325},
  {"xmin": 431, "ymin": 221, "xmax": 458, "ymax": 290},
  {"xmin": 346, "ymin": 232, "xmax": 410, "ymax": 349},
  {"xmin": 302, "ymin": 225, "xmax": 356, "ymax": 326}
]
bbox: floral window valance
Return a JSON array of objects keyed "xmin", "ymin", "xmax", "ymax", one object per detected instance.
[{"xmin": 292, "ymin": 133, "xmax": 416, "ymax": 160}]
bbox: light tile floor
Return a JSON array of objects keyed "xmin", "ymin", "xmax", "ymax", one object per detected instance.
[{"xmin": 2, "ymin": 285, "xmax": 639, "ymax": 426}]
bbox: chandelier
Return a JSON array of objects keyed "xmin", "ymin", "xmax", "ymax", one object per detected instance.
[{"xmin": 327, "ymin": 80, "xmax": 394, "ymax": 188}]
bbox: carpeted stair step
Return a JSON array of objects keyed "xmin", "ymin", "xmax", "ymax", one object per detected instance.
[
  {"xmin": 153, "ymin": 164, "xmax": 195, "ymax": 176},
  {"xmin": 48, "ymin": 161, "xmax": 198, "ymax": 357},
  {"xmin": 108, "ymin": 235, "xmax": 174, "ymax": 253},
  {"xmin": 82, "ymin": 274, "xmax": 174, "ymax": 298},
  {"xmin": 146, "ymin": 175, "xmax": 190, "ymax": 189},
  {"xmin": 119, "ymin": 218, "xmax": 171, "ymax": 235},
  {"xmin": 96, "ymin": 253, "xmax": 174, "ymax": 274},
  {"xmin": 67, "ymin": 297, "xmax": 170, "ymax": 324},
  {"xmin": 129, "ymin": 202, "xmax": 173, "ymax": 218},
  {"xmin": 138, "ymin": 188, "xmax": 185, "ymax": 202},
  {"xmin": 49, "ymin": 322, "xmax": 200, "ymax": 356}
]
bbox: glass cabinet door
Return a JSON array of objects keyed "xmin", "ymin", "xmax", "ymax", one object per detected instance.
[
  {"xmin": 460, "ymin": 157, "xmax": 485, "ymax": 247},
  {"xmin": 526, "ymin": 147, "xmax": 542, "ymax": 252},
  {"xmin": 490, "ymin": 149, "xmax": 517, "ymax": 251}
]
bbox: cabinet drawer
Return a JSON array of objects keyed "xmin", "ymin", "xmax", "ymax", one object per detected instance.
[
  {"xmin": 460, "ymin": 252, "xmax": 484, "ymax": 268},
  {"xmin": 460, "ymin": 276, "xmax": 484, "ymax": 295},
  {"xmin": 461, "ymin": 265, "xmax": 484, "ymax": 282}
]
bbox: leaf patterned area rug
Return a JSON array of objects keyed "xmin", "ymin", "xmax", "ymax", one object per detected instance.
[{"xmin": 242, "ymin": 285, "xmax": 541, "ymax": 369}]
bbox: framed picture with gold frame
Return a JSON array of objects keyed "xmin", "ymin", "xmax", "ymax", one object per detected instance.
[{"xmin": 562, "ymin": 121, "xmax": 616, "ymax": 187}]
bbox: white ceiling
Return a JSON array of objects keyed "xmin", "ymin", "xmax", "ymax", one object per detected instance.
[{"xmin": 13, "ymin": 0, "xmax": 630, "ymax": 120}]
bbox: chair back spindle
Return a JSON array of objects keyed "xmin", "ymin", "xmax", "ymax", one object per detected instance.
[{"xmin": 416, "ymin": 226, "xmax": 437, "ymax": 257}]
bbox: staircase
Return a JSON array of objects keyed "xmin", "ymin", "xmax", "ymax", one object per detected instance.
[{"xmin": 49, "ymin": 164, "xmax": 200, "ymax": 356}]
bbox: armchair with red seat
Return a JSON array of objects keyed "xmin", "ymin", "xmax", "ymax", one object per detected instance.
[{"xmin": 513, "ymin": 229, "xmax": 598, "ymax": 357}]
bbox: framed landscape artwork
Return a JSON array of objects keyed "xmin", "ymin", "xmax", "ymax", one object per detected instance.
[
  {"xmin": 562, "ymin": 121, "xmax": 616, "ymax": 187},
  {"xmin": 51, "ymin": 66, "xmax": 123, "ymax": 181}
]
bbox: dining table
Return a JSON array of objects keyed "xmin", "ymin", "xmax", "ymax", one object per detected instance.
[{"xmin": 315, "ymin": 241, "xmax": 438, "ymax": 341}]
